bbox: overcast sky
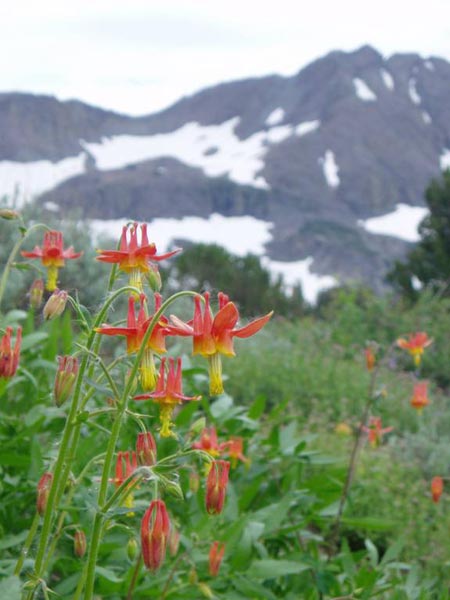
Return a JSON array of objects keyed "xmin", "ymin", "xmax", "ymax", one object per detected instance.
[{"xmin": 2, "ymin": 0, "xmax": 450, "ymax": 115}]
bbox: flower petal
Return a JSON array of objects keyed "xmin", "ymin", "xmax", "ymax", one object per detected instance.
[
  {"xmin": 232, "ymin": 311, "xmax": 273, "ymax": 338},
  {"xmin": 212, "ymin": 302, "xmax": 239, "ymax": 335}
]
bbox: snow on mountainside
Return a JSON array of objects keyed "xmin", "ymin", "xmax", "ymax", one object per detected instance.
[{"xmin": 1, "ymin": 45, "xmax": 450, "ymax": 300}]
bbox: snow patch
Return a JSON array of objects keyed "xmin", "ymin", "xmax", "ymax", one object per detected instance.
[
  {"xmin": 424, "ymin": 60, "xmax": 434, "ymax": 71},
  {"xmin": 411, "ymin": 276, "xmax": 423, "ymax": 291},
  {"xmin": 380, "ymin": 69, "xmax": 394, "ymax": 90},
  {"xmin": 408, "ymin": 79, "xmax": 421, "ymax": 105},
  {"xmin": 90, "ymin": 214, "xmax": 336, "ymax": 303},
  {"xmin": 353, "ymin": 78, "xmax": 377, "ymax": 101},
  {"xmin": 319, "ymin": 150, "xmax": 340, "ymax": 188},
  {"xmin": 0, "ymin": 154, "xmax": 86, "ymax": 206},
  {"xmin": 422, "ymin": 111, "xmax": 432, "ymax": 124},
  {"xmin": 83, "ymin": 118, "xmax": 294, "ymax": 190},
  {"xmin": 440, "ymin": 149, "xmax": 450, "ymax": 170},
  {"xmin": 358, "ymin": 203, "xmax": 428, "ymax": 242},
  {"xmin": 295, "ymin": 120, "xmax": 320, "ymax": 136},
  {"xmin": 265, "ymin": 108, "xmax": 285, "ymax": 126},
  {"xmin": 262, "ymin": 257, "xmax": 337, "ymax": 304},
  {"xmin": 43, "ymin": 201, "xmax": 60, "ymax": 212}
]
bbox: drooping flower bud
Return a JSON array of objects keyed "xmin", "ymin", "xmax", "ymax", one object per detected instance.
[
  {"xmin": 43, "ymin": 289, "xmax": 68, "ymax": 320},
  {"xmin": 141, "ymin": 499, "xmax": 170, "ymax": 571},
  {"xmin": 209, "ymin": 541, "xmax": 225, "ymax": 576},
  {"xmin": 54, "ymin": 356, "xmax": 79, "ymax": 407},
  {"xmin": 127, "ymin": 537, "xmax": 138, "ymax": 561},
  {"xmin": 136, "ymin": 431, "xmax": 157, "ymax": 466},
  {"xmin": 364, "ymin": 347, "xmax": 376, "ymax": 371},
  {"xmin": 0, "ymin": 208, "xmax": 20, "ymax": 220},
  {"xmin": 29, "ymin": 279, "xmax": 44, "ymax": 310},
  {"xmin": 168, "ymin": 525, "xmax": 180, "ymax": 556},
  {"xmin": 0, "ymin": 326, "xmax": 22, "ymax": 379},
  {"xmin": 205, "ymin": 460, "xmax": 230, "ymax": 515},
  {"xmin": 74, "ymin": 529, "xmax": 87, "ymax": 557},
  {"xmin": 37, "ymin": 472, "xmax": 53, "ymax": 515},
  {"xmin": 431, "ymin": 476, "xmax": 444, "ymax": 503}
]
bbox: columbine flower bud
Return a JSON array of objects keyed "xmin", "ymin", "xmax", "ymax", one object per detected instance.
[
  {"xmin": 136, "ymin": 431, "xmax": 157, "ymax": 466},
  {"xmin": 37, "ymin": 472, "xmax": 53, "ymax": 515},
  {"xmin": 189, "ymin": 471, "xmax": 200, "ymax": 493},
  {"xmin": 43, "ymin": 289, "xmax": 68, "ymax": 320},
  {"xmin": 141, "ymin": 499, "xmax": 170, "ymax": 571},
  {"xmin": 127, "ymin": 538, "xmax": 138, "ymax": 561},
  {"xmin": 54, "ymin": 356, "xmax": 79, "ymax": 407},
  {"xmin": 0, "ymin": 326, "xmax": 22, "ymax": 379},
  {"xmin": 209, "ymin": 541, "xmax": 225, "ymax": 576},
  {"xmin": 0, "ymin": 208, "xmax": 20, "ymax": 220},
  {"xmin": 168, "ymin": 526, "xmax": 180, "ymax": 556},
  {"xmin": 205, "ymin": 460, "xmax": 230, "ymax": 515},
  {"xmin": 74, "ymin": 529, "xmax": 87, "ymax": 557},
  {"xmin": 431, "ymin": 476, "xmax": 443, "ymax": 503},
  {"xmin": 29, "ymin": 279, "xmax": 44, "ymax": 310},
  {"xmin": 364, "ymin": 347, "xmax": 376, "ymax": 371}
]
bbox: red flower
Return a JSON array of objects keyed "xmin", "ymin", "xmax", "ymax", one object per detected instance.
[
  {"xmin": 114, "ymin": 451, "xmax": 138, "ymax": 512},
  {"xmin": 0, "ymin": 326, "xmax": 22, "ymax": 379},
  {"xmin": 410, "ymin": 381, "xmax": 429, "ymax": 413},
  {"xmin": 397, "ymin": 332, "xmax": 433, "ymax": 366},
  {"xmin": 192, "ymin": 427, "xmax": 224, "ymax": 457},
  {"xmin": 431, "ymin": 476, "xmax": 444, "ymax": 503},
  {"xmin": 205, "ymin": 460, "xmax": 230, "ymax": 515},
  {"xmin": 209, "ymin": 541, "xmax": 225, "ymax": 576},
  {"xmin": 364, "ymin": 347, "xmax": 376, "ymax": 371},
  {"xmin": 141, "ymin": 499, "xmax": 170, "ymax": 571},
  {"xmin": 136, "ymin": 431, "xmax": 157, "ymax": 466},
  {"xmin": 135, "ymin": 357, "xmax": 200, "ymax": 437},
  {"xmin": 22, "ymin": 230, "xmax": 82, "ymax": 291},
  {"xmin": 362, "ymin": 417, "xmax": 393, "ymax": 448},
  {"xmin": 96, "ymin": 222, "xmax": 180, "ymax": 291},
  {"xmin": 222, "ymin": 437, "xmax": 249, "ymax": 468},
  {"xmin": 169, "ymin": 291, "xmax": 273, "ymax": 395},
  {"xmin": 36, "ymin": 472, "xmax": 53, "ymax": 516},
  {"xmin": 96, "ymin": 293, "xmax": 170, "ymax": 390}
]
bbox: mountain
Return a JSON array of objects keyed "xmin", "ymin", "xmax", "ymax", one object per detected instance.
[{"xmin": 1, "ymin": 45, "xmax": 450, "ymax": 300}]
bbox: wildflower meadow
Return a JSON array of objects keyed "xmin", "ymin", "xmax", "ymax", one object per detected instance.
[{"xmin": 1, "ymin": 213, "xmax": 449, "ymax": 599}]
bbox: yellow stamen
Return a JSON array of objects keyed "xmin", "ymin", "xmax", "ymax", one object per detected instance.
[
  {"xmin": 140, "ymin": 349, "xmax": 157, "ymax": 391},
  {"xmin": 46, "ymin": 265, "xmax": 59, "ymax": 291},
  {"xmin": 159, "ymin": 404, "xmax": 176, "ymax": 438},
  {"xmin": 208, "ymin": 353, "xmax": 224, "ymax": 396},
  {"xmin": 129, "ymin": 268, "xmax": 143, "ymax": 294}
]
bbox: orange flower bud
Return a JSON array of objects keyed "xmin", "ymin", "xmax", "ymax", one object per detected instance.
[
  {"xmin": 43, "ymin": 289, "xmax": 68, "ymax": 320},
  {"xmin": 205, "ymin": 460, "xmax": 230, "ymax": 515},
  {"xmin": 168, "ymin": 526, "xmax": 180, "ymax": 556},
  {"xmin": 209, "ymin": 541, "xmax": 225, "ymax": 576},
  {"xmin": 410, "ymin": 381, "xmax": 429, "ymax": 412},
  {"xmin": 136, "ymin": 431, "xmax": 157, "ymax": 466},
  {"xmin": 37, "ymin": 472, "xmax": 53, "ymax": 515},
  {"xmin": 54, "ymin": 356, "xmax": 79, "ymax": 407},
  {"xmin": 29, "ymin": 279, "xmax": 44, "ymax": 310},
  {"xmin": 74, "ymin": 529, "xmax": 87, "ymax": 557},
  {"xmin": 0, "ymin": 326, "xmax": 22, "ymax": 379},
  {"xmin": 364, "ymin": 347, "xmax": 376, "ymax": 371},
  {"xmin": 431, "ymin": 476, "xmax": 443, "ymax": 503},
  {"xmin": 141, "ymin": 499, "xmax": 170, "ymax": 571}
]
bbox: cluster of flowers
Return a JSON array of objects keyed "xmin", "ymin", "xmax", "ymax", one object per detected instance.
[{"xmin": 21, "ymin": 223, "xmax": 272, "ymax": 579}]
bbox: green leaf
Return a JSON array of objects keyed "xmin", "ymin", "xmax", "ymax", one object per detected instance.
[
  {"xmin": 210, "ymin": 394, "xmax": 234, "ymax": 419},
  {"xmin": 248, "ymin": 395, "xmax": 266, "ymax": 419},
  {"xmin": 364, "ymin": 538, "xmax": 379, "ymax": 567},
  {"xmin": 20, "ymin": 331, "xmax": 49, "ymax": 352},
  {"xmin": 0, "ymin": 575, "xmax": 21, "ymax": 599},
  {"xmin": 0, "ymin": 530, "xmax": 28, "ymax": 550},
  {"xmin": 246, "ymin": 559, "xmax": 309, "ymax": 579},
  {"xmin": 95, "ymin": 565, "xmax": 124, "ymax": 583},
  {"xmin": 342, "ymin": 516, "xmax": 396, "ymax": 531}
]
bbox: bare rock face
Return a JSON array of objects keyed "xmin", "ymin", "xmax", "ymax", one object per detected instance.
[{"xmin": 2, "ymin": 45, "xmax": 450, "ymax": 292}]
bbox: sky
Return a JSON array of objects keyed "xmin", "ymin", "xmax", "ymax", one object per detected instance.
[{"xmin": 2, "ymin": 0, "xmax": 450, "ymax": 116}]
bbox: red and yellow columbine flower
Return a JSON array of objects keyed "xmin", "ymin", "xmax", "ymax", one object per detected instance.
[
  {"xmin": 169, "ymin": 291, "xmax": 273, "ymax": 395},
  {"xmin": 22, "ymin": 230, "xmax": 82, "ymax": 291},
  {"xmin": 410, "ymin": 381, "xmax": 429, "ymax": 413},
  {"xmin": 36, "ymin": 472, "xmax": 53, "ymax": 516},
  {"xmin": 135, "ymin": 357, "xmax": 200, "ymax": 438},
  {"xmin": 0, "ymin": 326, "xmax": 22, "ymax": 379},
  {"xmin": 222, "ymin": 437, "xmax": 249, "ymax": 468},
  {"xmin": 205, "ymin": 459, "xmax": 230, "ymax": 515},
  {"xmin": 362, "ymin": 417, "xmax": 393, "ymax": 448},
  {"xmin": 96, "ymin": 222, "xmax": 180, "ymax": 291},
  {"xmin": 136, "ymin": 431, "xmax": 157, "ymax": 466},
  {"xmin": 397, "ymin": 332, "xmax": 433, "ymax": 366},
  {"xmin": 141, "ymin": 499, "xmax": 170, "ymax": 571},
  {"xmin": 96, "ymin": 293, "xmax": 169, "ymax": 390},
  {"xmin": 209, "ymin": 541, "xmax": 226, "ymax": 577},
  {"xmin": 114, "ymin": 451, "xmax": 138, "ymax": 511},
  {"xmin": 431, "ymin": 476, "xmax": 444, "ymax": 503},
  {"xmin": 192, "ymin": 427, "xmax": 223, "ymax": 457}
]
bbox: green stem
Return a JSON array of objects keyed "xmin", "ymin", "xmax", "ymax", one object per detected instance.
[
  {"xmin": 0, "ymin": 223, "xmax": 48, "ymax": 313},
  {"xmin": 14, "ymin": 513, "xmax": 40, "ymax": 576}
]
